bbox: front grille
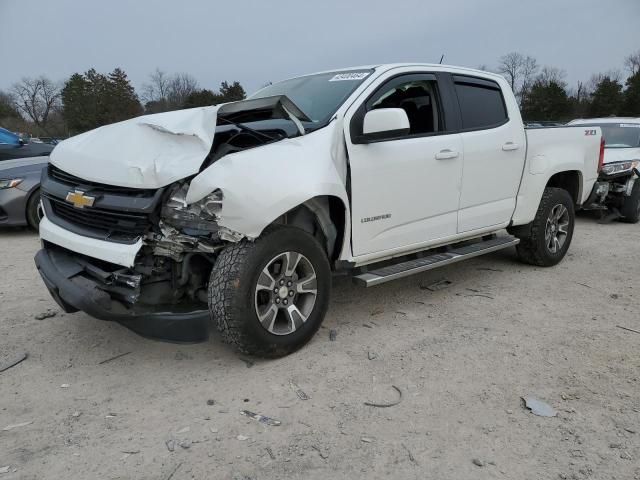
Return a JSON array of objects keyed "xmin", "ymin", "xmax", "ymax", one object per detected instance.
[
  {"xmin": 45, "ymin": 194, "xmax": 150, "ymax": 242},
  {"xmin": 48, "ymin": 164, "xmax": 154, "ymax": 196}
]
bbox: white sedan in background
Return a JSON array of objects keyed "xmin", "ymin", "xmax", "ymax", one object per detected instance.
[{"xmin": 569, "ymin": 117, "xmax": 640, "ymax": 223}]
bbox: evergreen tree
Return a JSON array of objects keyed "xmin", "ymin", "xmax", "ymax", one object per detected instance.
[
  {"xmin": 62, "ymin": 68, "xmax": 142, "ymax": 134},
  {"xmin": 588, "ymin": 77, "xmax": 623, "ymax": 117},
  {"xmin": 621, "ymin": 71, "xmax": 640, "ymax": 116},
  {"xmin": 106, "ymin": 68, "xmax": 143, "ymax": 122},
  {"xmin": 218, "ymin": 81, "xmax": 246, "ymax": 103},
  {"xmin": 0, "ymin": 91, "xmax": 20, "ymax": 120},
  {"xmin": 521, "ymin": 80, "xmax": 571, "ymax": 121},
  {"xmin": 183, "ymin": 89, "xmax": 218, "ymax": 108}
]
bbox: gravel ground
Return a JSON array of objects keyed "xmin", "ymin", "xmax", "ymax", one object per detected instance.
[{"xmin": 1, "ymin": 216, "xmax": 639, "ymax": 480}]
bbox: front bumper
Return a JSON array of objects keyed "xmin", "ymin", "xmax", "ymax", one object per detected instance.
[
  {"xmin": 34, "ymin": 246, "xmax": 209, "ymax": 343},
  {"xmin": 0, "ymin": 187, "xmax": 28, "ymax": 226}
]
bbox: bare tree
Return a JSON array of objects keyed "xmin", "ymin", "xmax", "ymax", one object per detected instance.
[
  {"xmin": 167, "ymin": 73, "xmax": 199, "ymax": 107},
  {"xmin": 141, "ymin": 68, "xmax": 171, "ymax": 104},
  {"xmin": 624, "ymin": 50, "xmax": 640, "ymax": 76},
  {"xmin": 587, "ymin": 70, "xmax": 622, "ymax": 93},
  {"xmin": 10, "ymin": 76, "xmax": 61, "ymax": 133},
  {"xmin": 497, "ymin": 52, "xmax": 523, "ymax": 91},
  {"xmin": 537, "ymin": 66, "xmax": 567, "ymax": 87},
  {"xmin": 497, "ymin": 52, "xmax": 538, "ymax": 105},
  {"xmin": 142, "ymin": 69, "xmax": 199, "ymax": 111}
]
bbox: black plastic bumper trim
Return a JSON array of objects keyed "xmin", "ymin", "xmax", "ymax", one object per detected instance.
[{"xmin": 34, "ymin": 248, "xmax": 209, "ymax": 343}]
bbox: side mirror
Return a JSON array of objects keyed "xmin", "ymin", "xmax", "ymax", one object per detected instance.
[{"xmin": 361, "ymin": 108, "xmax": 410, "ymax": 142}]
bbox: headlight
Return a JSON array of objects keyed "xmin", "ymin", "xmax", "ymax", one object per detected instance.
[
  {"xmin": 601, "ymin": 160, "xmax": 640, "ymax": 176},
  {"xmin": 0, "ymin": 178, "xmax": 23, "ymax": 190},
  {"xmin": 161, "ymin": 183, "xmax": 223, "ymax": 232}
]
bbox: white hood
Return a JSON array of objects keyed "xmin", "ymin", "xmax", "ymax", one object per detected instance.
[
  {"xmin": 50, "ymin": 106, "xmax": 220, "ymax": 189},
  {"xmin": 603, "ymin": 147, "xmax": 640, "ymax": 165}
]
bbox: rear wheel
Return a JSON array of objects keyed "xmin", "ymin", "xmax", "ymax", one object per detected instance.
[
  {"xmin": 620, "ymin": 181, "xmax": 640, "ymax": 224},
  {"xmin": 26, "ymin": 189, "xmax": 43, "ymax": 231},
  {"xmin": 513, "ymin": 187, "xmax": 575, "ymax": 267},
  {"xmin": 208, "ymin": 226, "xmax": 331, "ymax": 357}
]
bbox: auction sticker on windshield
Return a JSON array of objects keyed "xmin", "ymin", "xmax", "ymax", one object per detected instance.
[{"xmin": 329, "ymin": 72, "xmax": 370, "ymax": 81}]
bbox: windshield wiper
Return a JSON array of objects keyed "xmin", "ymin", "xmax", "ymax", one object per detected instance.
[{"xmin": 217, "ymin": 117, "xmax": 281, "ymax": 141}]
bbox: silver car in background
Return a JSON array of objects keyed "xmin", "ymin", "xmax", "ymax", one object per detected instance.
[{"xmin": 0, "ymin": 156, "xmax": 48, "ymax": 229}]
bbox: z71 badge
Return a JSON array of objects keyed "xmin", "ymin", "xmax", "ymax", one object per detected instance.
[{"xmin": 584, "ymin": 129, "xmax": 597, "ymax": 136}]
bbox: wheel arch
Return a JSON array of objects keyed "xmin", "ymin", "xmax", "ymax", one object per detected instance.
[
  {"xmin": 545, "ymin": 170, "xmax": 583, "ymax": 206},
  {"xmin": 267, "ymin": 195, "xmax": 347, "ymax": 264}
]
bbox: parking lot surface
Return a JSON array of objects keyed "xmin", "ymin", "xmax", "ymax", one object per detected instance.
[{"xmin": 1, "ymin": 216, "xmax": 639, "ymax": 480}]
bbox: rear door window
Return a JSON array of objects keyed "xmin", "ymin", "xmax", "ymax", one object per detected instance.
[{"xmin": 453, "ymin": 76, "xmax": 508, "ymax": 130}]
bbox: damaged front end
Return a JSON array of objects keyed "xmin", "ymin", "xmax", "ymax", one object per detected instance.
[
  {"xmin": 35, "ymin": 95, "xmax": 314, "ymax": 341},
  {"xmin": 35, "ymin": 176, "xmax": 237, "ymax": 342}
]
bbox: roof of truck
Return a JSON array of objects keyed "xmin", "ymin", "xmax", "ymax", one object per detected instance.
[
  {"xmin": 286, "ymin": 63, "xmax": 503, "ymax": 82},
  {"xmin": 569, "ymin": 117, "xmax": 640, "ymax": 124}
]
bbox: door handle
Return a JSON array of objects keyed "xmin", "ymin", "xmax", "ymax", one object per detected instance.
[
  {"xmin": 435, "ymin": 149, "xmax": 459, "ymax": 160},
  {"xmin": 502, "ymin": 142, "xmax": 519, "ymax": 151}
]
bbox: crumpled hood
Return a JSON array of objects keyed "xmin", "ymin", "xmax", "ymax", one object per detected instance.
[{"xmin": 50, "ymin": 106, "xmax": 220, "ymax": 189}]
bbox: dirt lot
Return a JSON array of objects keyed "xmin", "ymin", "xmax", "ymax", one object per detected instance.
[{"xmin": 1, "ymin": 216, "xmax": 639, "ymax": 480}]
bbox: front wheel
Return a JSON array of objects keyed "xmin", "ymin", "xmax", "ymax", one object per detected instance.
[
  {"xmin": 208, "ymin": 226, "xmax": 331, "ymax": 357},
  {"xmin": 26, "ymin": 188, "xmax": 43, "ymax": 231},
  {"xmin": 513, "ymin": 187, "xmax": 575, "ymax": 267},
  {"xmin": 620, "ymin": 181, "xmax": 640, "ymax": 224}
]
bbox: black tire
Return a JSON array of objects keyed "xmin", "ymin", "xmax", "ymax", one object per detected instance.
[
  {"xmin": 513, "ymin": 187, "xmax": 575, "ymax": 267},
  {"xmin": 620, "ymin": 181, "xmax": 640, "ymax": 224},
  {"xmin": 26, "ymin": 188, "xmax": 42, "ymax": 231},
  {"xmin": 208, "ymin": 226, "xmax": 331, "ymax": 357}
]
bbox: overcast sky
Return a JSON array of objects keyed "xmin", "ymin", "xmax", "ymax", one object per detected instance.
[{"xmin": 1, "ymin": 0, "xmax": 639, "ymax": 95}]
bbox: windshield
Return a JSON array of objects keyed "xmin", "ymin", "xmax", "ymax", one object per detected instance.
[
  {"xmin": 578, "ymin": 123, "xmax": 640, "ymax": 148},
  {"xmin": 250, "ymin": 70, "xmax": 373, "ymax": 124}
]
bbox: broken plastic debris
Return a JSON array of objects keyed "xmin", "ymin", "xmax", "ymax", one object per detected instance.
[
  {"xmin": 521, "ymin": 395, "xmax": 557, "ymax": 417},
  {"xmin": 290, "ymin": 381, "xmax": 310, "ymax": 400},
  {"xmin": 420, "ymin": 279, "xmax": 452, "ymax": 291},
  {"xmin": 0, "ymin": 466, "xmax": 10, "ymax": 474},
  {"xmin": 240, "ymin": 410, "xmax": 281, "ymax": 426},
  {"xmin": 364, "ymin": 385, "xmax": 403, "ymax": 408},
  {"xmin": 236, "ymin": 435, "xmax": 249, "ymax": 441}
]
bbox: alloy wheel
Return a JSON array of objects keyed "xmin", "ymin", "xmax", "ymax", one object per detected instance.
[
  {"xmin": 254, "ymin": 251, "xmax": 318, "ymax": 335},
  {"xmin": 545, "ymin": 204, "xmax": 570, "ymax": 254}
]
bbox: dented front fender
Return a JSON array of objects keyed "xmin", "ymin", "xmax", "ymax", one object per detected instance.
[{"xmin": 186, "ymin": 122, "xmax": 350, "ymax": 240}]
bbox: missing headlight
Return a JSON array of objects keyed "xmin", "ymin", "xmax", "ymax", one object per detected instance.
[{"xmin": 161, "ymin": 183, "xmax": 223, "ymax": 232}]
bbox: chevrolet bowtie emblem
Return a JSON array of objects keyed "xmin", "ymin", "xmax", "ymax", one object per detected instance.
[{"xmin": 65, "ymin": 190, "xmax": 95, "ymax": 209}]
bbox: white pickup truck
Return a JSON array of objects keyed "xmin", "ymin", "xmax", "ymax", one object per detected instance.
[{"xmin": 35, "ymin": 64, "xmax": 603, "ymax": 356}]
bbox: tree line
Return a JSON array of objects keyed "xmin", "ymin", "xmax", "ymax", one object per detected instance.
[
  {"xmin": 492, "ymin": 50, "xmax": 640, "ymax": 121},
  {"xmin": 0, "ymin": 68, "xmax": 246, "ymax": 137},
  {"xmin": 1, "ymin": 50, "xmax": 639, "ymax": 138}
]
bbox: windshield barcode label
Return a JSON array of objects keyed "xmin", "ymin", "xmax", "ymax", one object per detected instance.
[{"xmin": 329, "ymin": 72, "xmax": 370, "ymax": 82}]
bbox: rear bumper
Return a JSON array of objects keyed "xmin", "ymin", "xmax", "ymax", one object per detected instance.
[{"xmin": 34, "ymin": 246, "xmax": 209, "ymax": 343}]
